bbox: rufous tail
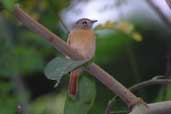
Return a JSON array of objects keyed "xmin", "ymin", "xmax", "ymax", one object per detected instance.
[{"xmin": 69, "ymin": 69, "xmax": 80, "ymax": 96}]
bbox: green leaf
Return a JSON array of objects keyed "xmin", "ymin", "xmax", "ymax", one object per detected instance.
[
  {"xmin": 2, "ymin": 0, "xmax": 18, "ymax": 11},
  {"xmin": 44, "ymin": 57, "xmax": 89, "ymax": 81},
  {"xmin": 64, "ymin": 75, "xmax": 96, "ymax": 114},
  {"xmin": 0, "ymin": 95, "xmax": 17, "ymax": 114}
]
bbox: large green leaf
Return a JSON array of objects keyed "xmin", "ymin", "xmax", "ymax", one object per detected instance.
[
  {"xmin": 44, "ymin": 57, "xmax": 89, "ymax": 82},
  {"xmin": 64, "ymin": 75, "xmax": 96, "ymax": 114}
]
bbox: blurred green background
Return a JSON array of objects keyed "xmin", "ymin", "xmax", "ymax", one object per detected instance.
[{"xmin": 0, "ymin": 0, "xmax": 171, "ymax": 114}]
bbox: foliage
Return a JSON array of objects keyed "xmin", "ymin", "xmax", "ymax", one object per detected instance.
[
  {"xmin": 44, "ymin": 57, "xmax": 89, "ymax": 86},
  {"xmin": 64, "ymin": 75, "xmax": 96, "ymax": 114},
  {"xmin": 0, "ymin": 82, "xmax": 17, "ymax": 114},
  {"xmin": 2, "ymin": 0, "xmax": 18, "ymax": 11},
  {"xmin": 96, "ymin": 21, "xmax": 143, "ymax": 42}
]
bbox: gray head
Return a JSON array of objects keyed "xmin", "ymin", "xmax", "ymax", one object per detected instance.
[{"xmin": 73, "ymin": 18, "xmax": 97, "ymax": 29}]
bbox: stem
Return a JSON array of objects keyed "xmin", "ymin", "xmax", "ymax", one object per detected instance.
[
  {"xmin": 14, "ymin": 5, "xmax": 82, "ymax": 60},
  {"xmin": 147, "ymin": 101, "xmax": 171, "ymax": 114},
  {"xmin": 87, "ymin": 63, "xmax": 141, "ymax": 107},
  {"xmin": 12, "ymin": 74, "xmax": 29, "ymax": 114},
  {"xmin": 106, "ymin": 76, "xmax": 171, "ymax": 114},
  {"xmin": 129, "ymin": 78, "xmax": 171, "ymax": 91},
  {"xmin": 17, "ymin": 105, "xmax": 24, "ymax": 114}
]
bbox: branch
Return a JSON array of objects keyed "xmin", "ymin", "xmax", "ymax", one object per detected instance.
[
  {"xmin": 166, "ymin": 0, "xmax": 171, "ymax": 10},
  {"xmin": 14, "ymin": 5, "xmax": 141, "ymax": 108},
  {"xmin": 147, "ymin": 101, "xmax": 171, "ymax": 114},
  {"xmin": 129, "ymin": 78, "xmax": 171, "ymax": 91},
  {"xmin": 12, "ymin": 75, "xmax": 29, "ymax": 114},
  {"xmin": 129, "ymin": 102, "xmax": 167, "ymax": 114},
  {"xmin": 110, "ymin": 101, "xmax": 171, "ymax": 114},
  {"xmin": 106, "ymin": 76, "xmax": 171, "ymax": 114},
  {"xmin": 146, "ymin": 0, "xmax": 171, "ymax": 27},
  {"xmin": 14, "ymin": 5, "xmax": 81, "ymax": 60}
]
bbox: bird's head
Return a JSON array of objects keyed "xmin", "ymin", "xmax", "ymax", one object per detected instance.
[{"xmin": 73, "ymin": 18, "xmax": 97, "ymax": 29}]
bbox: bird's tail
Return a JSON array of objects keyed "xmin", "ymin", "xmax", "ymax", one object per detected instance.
[{"xmin": 69, "ymin": 68, "xmax": 81, "ymax": 96}]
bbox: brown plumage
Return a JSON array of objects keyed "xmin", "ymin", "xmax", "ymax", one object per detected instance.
[{"xmin": 67, "ymin": 18, "xmax": 97, "ymax": 96}]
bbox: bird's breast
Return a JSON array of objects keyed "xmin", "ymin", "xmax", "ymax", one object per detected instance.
[{"xmin": 69, "ymin": 29, "xmax": 96, "ymax": 59}]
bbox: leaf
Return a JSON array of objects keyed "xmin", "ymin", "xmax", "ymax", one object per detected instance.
[
  {"xmin": 131, "ymin": 32, "xmax": 143, "ymax": 42},
  {"xmin": 0, "ymin": 95, "xmax": 17, "ymax": 114},
  {"xmin": 29, "ymin": 90, "xmax": 66, "ymax": 114},
  {"xmin": 64, "ymin": 75, "xmax": 96, "ymax": 114},
  {"xmin": 115, "ymin": 22, "xmax": 134, "ymax": 34},
  {"xmin": 44, "ymin": 57, "xmax": 89, "ymax": 81},
  {"xmin": 2, "ymin": 0, "xmax": 18, "ymax": 11}
]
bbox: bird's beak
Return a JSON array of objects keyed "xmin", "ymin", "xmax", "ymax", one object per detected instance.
[{"xmin": 91, "ymin": 20, "xmax": 98, "ymax": 23}]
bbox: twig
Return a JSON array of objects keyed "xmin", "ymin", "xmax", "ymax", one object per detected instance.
[
  {"xmin": 105, "ymin": 96, "xmax": 117, "ymax": 114},
  {"xmin": 0, "ymin": 15, "xmax": 29, "ymax": 114},
  {"xmin": 146, "ymin": 0, "xmax": 171, "ymax": 27},
  {"xmin": 129, "ymin": 78, "xmax": 171, "ymax": 91},
  {"xmin": 14, "ymin": 5, "xmax": 142, "ymax": 108},
  {"xmin": 14, "ymin": 5, "xmax": 81, "ymax": 60},
  {"xmin": 17, "ymin": 105, "xmax": 23, "ymax": 114},
  {"xmin": 12, "ymin": 75, "xmax": 29, "ymax": 114},
  {"xmin": 106, "ymin": 77, "xmax": 171, "ymax": 114},
  {"xmin": 147, "ymin": 101, "xmax": 171, "ymax": 114},
  {"xmin": 110, "ymin": 101, "xmax": 171, "ymax": 114}
]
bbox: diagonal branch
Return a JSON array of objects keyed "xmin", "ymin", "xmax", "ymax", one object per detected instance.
[
  {"xmin": 146, "ymin": 0, "xmax": 171, "ymax": 27},
  {"xmin": 13, "ymin": 5, "xmax": 142, "ymax": 108},
  {"xmin": 14, "ymin": 5, "xmax": 82, "ymax": 60}
]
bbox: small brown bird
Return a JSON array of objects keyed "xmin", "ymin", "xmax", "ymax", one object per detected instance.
[{"xmin": 67, "ymin": 18, "xmax": 97, "ymax": 96}]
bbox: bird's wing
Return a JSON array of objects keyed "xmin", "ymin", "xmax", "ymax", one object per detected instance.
[
  {"xmin": 67, "ymin": 33, "xmax": 71, "ymax": 45},
  {"xmin": 66, "ymin": 33, "xmax": 71, "ymax": 59}
]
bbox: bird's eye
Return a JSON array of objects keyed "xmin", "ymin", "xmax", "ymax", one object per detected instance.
[{"xmin": 82, "ymin": 21, "xmax": 87, "ymax": 24}]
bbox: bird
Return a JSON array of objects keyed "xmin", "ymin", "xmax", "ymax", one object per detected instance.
[{"xmin": 67, "ymin": 18, "xmax": 97, "ymax": 96}]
